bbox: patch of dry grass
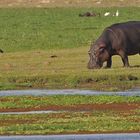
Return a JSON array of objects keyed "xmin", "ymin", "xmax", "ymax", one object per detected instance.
[{"xmin": 0, "ymin": 48, "xmax": 140, "ymax": 90}]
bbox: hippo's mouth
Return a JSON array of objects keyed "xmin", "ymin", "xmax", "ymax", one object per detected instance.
[
  {"xmin": 88, "ymin": 55, "xmax": 103, "ymax": 69},
  {"xmin": 87, "ymin": 62, "xmax": 103, "ymax": 69}
]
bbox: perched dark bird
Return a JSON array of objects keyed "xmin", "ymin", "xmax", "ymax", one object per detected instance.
[{"xmin": 79, "ymin": 12, "xmax": 100, "ymax": 17}]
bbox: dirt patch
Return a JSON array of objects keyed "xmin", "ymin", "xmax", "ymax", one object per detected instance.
[
  {"xmin": 0, "ymin": 103, "xmax": 139, "ymax": 112},
  {"xmin": 1, "ymin": 130, "xmax": 140, "ymax": 135},
  {"xmin": 0, "ymin": 0, "xmax": 140, "ymax": 7}
]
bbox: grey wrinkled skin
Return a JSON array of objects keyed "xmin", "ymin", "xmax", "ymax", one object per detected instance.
[
  {"xmin": 88, "ymin": 48, "xmax": 102, "ymax": 69},
  {"xmin": 88, "ymin": 42, "xmax": 110, "ymax": 69}
]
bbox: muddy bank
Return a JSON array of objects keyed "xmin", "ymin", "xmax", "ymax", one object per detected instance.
[{"xmin": 0, "ymin": 103, "xmax": 139, "ymax": 113}]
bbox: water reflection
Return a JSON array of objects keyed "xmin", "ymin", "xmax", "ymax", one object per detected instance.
[
  {"xmin": 0, "ymin": 134, "xmax": 139, "ymax": 140},
  {"xmin": 0, "ymin": 89, "xmax": 140, "ymax": 97}
]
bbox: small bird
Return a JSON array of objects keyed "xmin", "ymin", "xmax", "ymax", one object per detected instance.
[
  {"xmin": 104, "ymin": 12, "xmax": 110, "ymax": 16},
  {"xmin": 116, "ymin": 10, "xmax": 119, "ymax": 16}
]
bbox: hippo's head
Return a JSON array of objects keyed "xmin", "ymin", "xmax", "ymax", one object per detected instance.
[{"xmin": 87, "ymin": 42, "xmax": 110, "ymax": 69}]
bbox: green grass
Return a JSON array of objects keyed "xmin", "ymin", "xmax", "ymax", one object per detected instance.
[
  {"xmin": 0, "ymin": 7, "xmax": 140, "ymax": 52},
  {"xmin": 0, "ymin": 95, "xmax": 140, "ymax": 109},
  {"xmin": 0, "ymin": 7, "xmax": 139, "ymax": 90}
]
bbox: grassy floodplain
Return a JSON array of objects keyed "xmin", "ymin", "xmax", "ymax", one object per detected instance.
[
  {"xmin": 0, "ymin": 7, "xmax": 140, "ymax": 90},
  {"xmin": 0, "ymin": 95, "xmax": 139, "ymax": 135},
  {"xmin": 0, "ymin": 1, "xmax": 140, "ymax": 135}
]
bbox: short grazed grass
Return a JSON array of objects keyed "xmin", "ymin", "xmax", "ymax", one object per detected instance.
[
  {"xmin": 0, "ymin": 7, "xmax": 140, "ymax": 52},
  {"xmin": 0, "ymin": 7, "xmax": 139, "ymax": 90},
  {"xmin": 0, "ymin": 49, "xmax": 140, "ymax": 91}
]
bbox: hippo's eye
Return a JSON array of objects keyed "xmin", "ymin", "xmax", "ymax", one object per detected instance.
[{"xmin": 99, "ymin": 48, "xmax": 104, "ymax": 53}]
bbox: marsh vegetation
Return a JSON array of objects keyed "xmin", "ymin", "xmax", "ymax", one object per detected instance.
[{"xmin": 0, "ymin": 95, "xmax": 139, "ymax": 135}]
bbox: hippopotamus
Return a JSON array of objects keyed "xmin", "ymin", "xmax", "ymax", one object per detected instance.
[{"xmin": 88, "ymin": 21, "xmax": 140, "ymax": 69}]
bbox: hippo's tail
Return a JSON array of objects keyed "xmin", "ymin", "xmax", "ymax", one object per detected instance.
[{"xmin": 0, "ymin": 49, "xmax": 3, "ymax": 53}]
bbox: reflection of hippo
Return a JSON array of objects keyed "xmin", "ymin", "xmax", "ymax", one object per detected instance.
[
  {"xmin": 88, "ymin": 21, "xmax": 140, "ymax": 69},
  {"xmin": 79, "ymin": 12, "xmax": 100, "ymax": 17},
  {"xmin": 0, "ymin": 49, "xmax": 3, "ymax": 53}
]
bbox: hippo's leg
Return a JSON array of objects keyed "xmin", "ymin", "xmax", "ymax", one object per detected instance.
[
  {"xmin": 118, "ymin": 50, "xmax": 129, "ymax": 67},
  {"xmin": 119, "ymin": 52, "xmax": 129, "ymax": 67},
  {"xmin": 105, "ymin": 56, "xmax": 112, "ymax": 68},
  {"xmin": 122, "ymin": 56, "xmax": 129, "ymax": 67}
]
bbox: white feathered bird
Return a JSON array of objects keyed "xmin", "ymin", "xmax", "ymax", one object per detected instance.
[
  {"xmin": 116, "ymin": 10, "xmax": 119, "ymax": 16},
  {"xmin": 104, "ymin": 12, "xmax": 110, "ymax": 16}
]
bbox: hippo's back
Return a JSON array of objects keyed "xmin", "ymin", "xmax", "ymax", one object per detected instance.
[
  {"xmin": 110, "ymin": 21, "xmax": 140, "ymax": 29},
  {"xmin": 109, "ymin": 21, "xmax": 140, "ymax": 55}
]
